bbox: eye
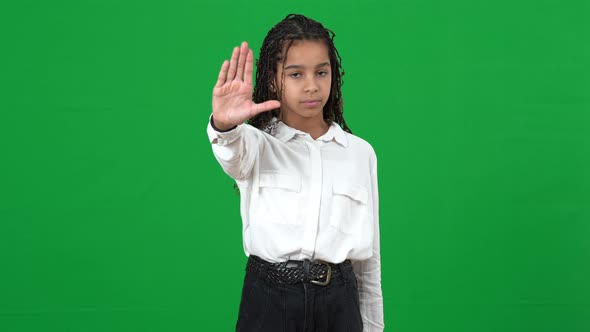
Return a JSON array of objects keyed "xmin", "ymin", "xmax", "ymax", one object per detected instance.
[
  {"xmin": 317, "ymin": 71, "xmax": 329, "ymax": 77},
  {"xmin": 289, "ymin": 72, "xmax": 302, "ymax": 78}
]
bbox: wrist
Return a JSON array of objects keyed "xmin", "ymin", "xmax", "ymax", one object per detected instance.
[{"xmin": 211, "ymin": 116, "xmax": 237, "ymax": 132}]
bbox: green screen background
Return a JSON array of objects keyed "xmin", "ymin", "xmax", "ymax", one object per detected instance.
[{"xmin": 1, "ymin": 0, "xmax": 589, "ymax": 331}]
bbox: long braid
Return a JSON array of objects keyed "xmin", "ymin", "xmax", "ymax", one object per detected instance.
[{"xmin": 249, "ymin": 14, "xmax": 352, "ymax": 134}]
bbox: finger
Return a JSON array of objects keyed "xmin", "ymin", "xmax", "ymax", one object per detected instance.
[
  {"xmin": 226, "ymin": 46, "xmax": 239, "ymax": 81},
  {"xmin": 214, "ymin": 60, "xmax": 229, "ymax": 88},
  {"xmin": 235, "ymin": 41, "xmax": 249, "ymax": 81},
  {"xmin": 251, "ymin": 100, "xmax": 281, "ymax": 115},
  {"xmin": 244, "ymin": 48, "xmax": 254, "ymax": 86}
]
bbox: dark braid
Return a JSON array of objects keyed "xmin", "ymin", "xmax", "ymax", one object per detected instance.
[{"xmin": 249, "ymin": 14, "xmax": 352, "ymax": 134}]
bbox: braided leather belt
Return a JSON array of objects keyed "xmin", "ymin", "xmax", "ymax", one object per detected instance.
[{"xmin": 247, "ymin": 255, "xmax": 350, "ymax": 286}]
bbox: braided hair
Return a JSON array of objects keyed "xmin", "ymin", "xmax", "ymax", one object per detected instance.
[{"xmin": 249, "ymin": 14, "xmax": 352, "ymax": 134}]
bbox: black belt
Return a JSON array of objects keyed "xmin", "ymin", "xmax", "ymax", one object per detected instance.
[{"xmin": 246, "ymin": 255, "xmax": 351, "ymax": 286}]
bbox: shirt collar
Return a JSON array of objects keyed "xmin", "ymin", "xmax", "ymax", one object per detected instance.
[{"xmin": 273, "ymin": 120, "xmax": 349, "ymax": 147}]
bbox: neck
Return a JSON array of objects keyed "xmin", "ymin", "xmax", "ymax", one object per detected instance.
[{"xmin": 281, "ymin": 114, "xmax": 329, "ymax": 140}]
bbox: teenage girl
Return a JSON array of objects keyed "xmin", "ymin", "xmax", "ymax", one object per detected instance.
[{"xmin": 207, "ymin": 14, "xmax": 384, "ymax": 332}]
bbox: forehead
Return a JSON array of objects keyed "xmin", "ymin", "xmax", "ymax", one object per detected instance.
[{"xmin": 280, "ymin": 39, "xmax": 330, "ymax": 65}]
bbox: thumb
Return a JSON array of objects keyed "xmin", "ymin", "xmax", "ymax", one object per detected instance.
[{"xmin": 251, "ymin": 100, "xmax": 281, "ymax": 115}]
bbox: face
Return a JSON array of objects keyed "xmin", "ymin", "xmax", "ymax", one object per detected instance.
[{"xmin": 275, "ymin": 39, "xmax": 332, "ymax": 126}]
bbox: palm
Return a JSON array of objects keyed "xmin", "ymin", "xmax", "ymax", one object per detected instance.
[
  {"xmin": 212, "ymin": 77, "xmax": 256, "ymax": 125},
  {"xmin": 212, "ymin": 42, "xmax": 280, "ymax": 129}
]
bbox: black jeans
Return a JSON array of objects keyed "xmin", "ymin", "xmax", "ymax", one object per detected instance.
[{"xmin": 236, "ymin": 259, "xmax": 363, "ymax": 332}]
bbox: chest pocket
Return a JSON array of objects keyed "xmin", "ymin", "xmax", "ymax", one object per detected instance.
[
  {"xmin": 254, "ymin": 172, "xmax": 302, "ymax": 225},
  {"xmin": 329, "ymin": 183, "xmax": 371, "ymax": 234}
]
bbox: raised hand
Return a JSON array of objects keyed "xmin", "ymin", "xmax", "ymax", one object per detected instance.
[{"xmin": 212, "ymin": 41, "xmax": 280, "ymax": 131}]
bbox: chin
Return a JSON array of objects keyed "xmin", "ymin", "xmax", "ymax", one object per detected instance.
[{"xmin": 298, "ymin": 110, "xmax": 323, "ymax": 118}]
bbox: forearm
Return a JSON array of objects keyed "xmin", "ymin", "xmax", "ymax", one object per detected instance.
[
  {"xmin": 353, "ymin": 255, "xmax": 384, "ymax": 331},
  {"xmin": 207, "ymin": 115, "xmax": 260, "ymax": 180}
]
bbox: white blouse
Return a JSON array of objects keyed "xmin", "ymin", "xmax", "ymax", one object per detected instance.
[{"xmin": 207, "ymin": 117, "xmax": 384, "ymax": 331}]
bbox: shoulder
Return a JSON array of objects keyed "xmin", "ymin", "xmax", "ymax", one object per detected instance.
[{"xmin": 343, "ymin": 131, "xmax": 377, "ymax": 158}]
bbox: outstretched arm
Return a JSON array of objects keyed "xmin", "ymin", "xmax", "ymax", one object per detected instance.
[{"xmin": 208, "ymin": 42, "xmax": 280, "ymax": 180}]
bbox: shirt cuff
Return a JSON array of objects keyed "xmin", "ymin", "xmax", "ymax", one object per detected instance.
[{"xmin": 207, "ymin": 114, "xmax": 241, "ymax": 146}]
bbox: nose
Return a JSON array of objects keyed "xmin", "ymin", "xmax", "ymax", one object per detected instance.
[{"xmin": 304, "ymin": 77, "xmax": 319, "ymax": 93}]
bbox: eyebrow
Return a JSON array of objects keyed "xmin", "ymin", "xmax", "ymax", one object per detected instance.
[{"xmin": 284, "ymin": 62, "xmax": 330, "ymax": 70}]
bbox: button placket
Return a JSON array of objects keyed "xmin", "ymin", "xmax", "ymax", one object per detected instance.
[{"xmin": 301, "ymin": 139, "xmax": 323, "ymax": 259}]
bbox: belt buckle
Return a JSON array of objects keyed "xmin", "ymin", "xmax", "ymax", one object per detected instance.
[{"xmin": 310, "ymin": 261, "xmax": 331, "ymax": 286}]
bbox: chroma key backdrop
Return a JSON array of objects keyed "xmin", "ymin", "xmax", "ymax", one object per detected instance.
[{"xmin": 1, "ymin": 0, "xmax": 589, "ymax": 331}]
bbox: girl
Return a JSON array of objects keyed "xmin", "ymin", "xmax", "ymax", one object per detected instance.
[{"xmin": 207, "ymin": 14, "xmax": 384, "ymax": 331}]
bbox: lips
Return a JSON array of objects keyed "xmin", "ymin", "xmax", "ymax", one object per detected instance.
[{"xmin": 301, "ymin": 99, "xmax": 321, "ymax": 108}]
